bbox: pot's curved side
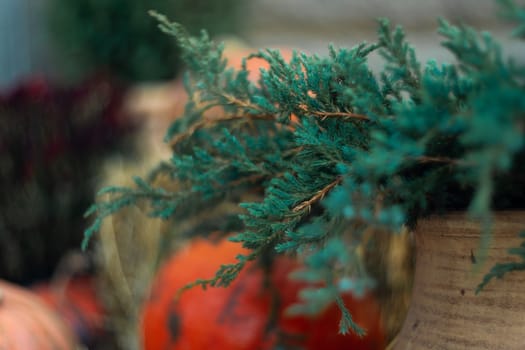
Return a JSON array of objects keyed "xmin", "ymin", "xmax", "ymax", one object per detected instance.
[{"xmin": 394, "ymin": 212, "xmax": 525, "ymax": 350}]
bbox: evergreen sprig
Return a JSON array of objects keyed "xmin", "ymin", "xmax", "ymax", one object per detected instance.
[
  {"xmin": 85, "ymin": 1, "xmax": 525, "ymax": 335},
  {"xmin": 476, "ymin": 230, "xmax": 525, "ymax": 293}
]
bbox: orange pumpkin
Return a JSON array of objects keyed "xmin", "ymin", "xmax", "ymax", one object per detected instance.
[
  {"xmin": 0, "ymin": 279, "xmax": 77, "ymax": 349},
  {"xmin": 223, "ymin": 44, "xmax": 294, "ymax": 82},
  {"xmin": 140, "ymin": 238, "xmax": 385, "ymax": 350},
  {"xmin": 32, "ymin": 275, "xmax": 106, "ymax": 346}
]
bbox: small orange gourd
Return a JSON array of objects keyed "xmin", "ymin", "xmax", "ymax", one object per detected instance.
[
  {"xmin": 32, "ymin": 275, "xmax": 106, "ymax": 346},
  {"xmin": 0, "ymin": 279, "xmax": 77, "ymax": 349}
]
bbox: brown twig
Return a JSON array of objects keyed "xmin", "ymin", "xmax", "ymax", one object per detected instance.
[
  {"xmin": 312, "ymin": 110, "xmax": 370, "ymax": 121},
  {"xmin": 224, "ymin": 94, "xmax": 370, "ymax": 122},
  {"xmin": 416, "ymin": 155, "xmax": 461, "ymax": 165},
  {"xmin": 169, "ymin": 119, "xmax": 207, "ymax": 147},
  {"xmin": 168, "ymin": 113, "xmax": 276, "ymax": 148},
  {"xmin": 292, "ymin": 176, "xmax": 343, "ymax": 213},
  {"xmin": 228, "ymin": 173, "xmax": 267, "ymax": 187},
  {"xmin": 298, "ymin": 103, "xmax": 369, "ymax": 121},
  {"xmin": 282, "ymin": 146, "xmax": 304, "ymax": 158},
  {"xmin": 222, "ymin": 93, "xmax": 265, "ymax": 112}
]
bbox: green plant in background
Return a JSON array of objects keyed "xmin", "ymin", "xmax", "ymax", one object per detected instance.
[
  {"xmin": 48, "ymin": 0, "xmax": 241, "ymax": 82},
  {"xmin": 85, "ymin": 0, "xmax": 524, "ymax": 335}
]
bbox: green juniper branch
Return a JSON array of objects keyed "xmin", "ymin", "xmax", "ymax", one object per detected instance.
[{"xmin": 85, "ymin": 1, "xmax": 525, "ymax": 336}]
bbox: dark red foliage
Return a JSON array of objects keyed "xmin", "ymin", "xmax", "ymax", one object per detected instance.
[
  {"xmin": 0, "ymin": 75, "xmax": 137, "ymax": 283},
  {"xmin": 0, "ymin": 75, "xmax": 135, "ymax": 180}
]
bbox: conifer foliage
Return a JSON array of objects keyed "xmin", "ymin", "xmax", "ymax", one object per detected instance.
[{"xmin": 85, "ymin": 0, "xmax": 525, "ymax": 335}]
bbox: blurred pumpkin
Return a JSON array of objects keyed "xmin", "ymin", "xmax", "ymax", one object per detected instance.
[
  {"xmin": 220, "ymin": 39, "xmax": 294, "ymax": 82},
  {"xmin": 140, "ymin": 237, "xmax": 385, "ymax": 350},
  {"xmin": 32, "ymin": 275, "xmax": 106, "ymax": 347},
  {"xmin": 0, "ymin": 279, "xmax": 77, "ymax": 349}
]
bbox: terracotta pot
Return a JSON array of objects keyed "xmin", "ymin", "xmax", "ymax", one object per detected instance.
[{"xmin": 394, "ymin": 212, "xmax": 525, "ymax": 350}]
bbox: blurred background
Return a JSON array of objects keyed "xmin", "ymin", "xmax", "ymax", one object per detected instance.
[
  {"xmin": 0, "ymin": 0, "xmax": 522, "ymax": 349},
  {"xmin": 1, "ymin": 0, "xmax": 521, "ymax": 88}
]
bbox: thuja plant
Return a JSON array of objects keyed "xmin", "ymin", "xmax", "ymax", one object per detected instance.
[{"xmin": 85, "ymin": 0, "xmax": 525, "ymax": 335}]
